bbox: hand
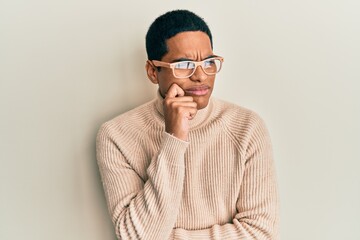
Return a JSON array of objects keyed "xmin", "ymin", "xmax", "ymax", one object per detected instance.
[{"xmin": 163, "ymin": 83, "xmax": 197, "ymax": 141}]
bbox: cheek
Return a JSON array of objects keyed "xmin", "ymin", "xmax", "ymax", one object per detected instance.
[
  {"xmin": 157, "ymin": 72, "xmax": 177, "ymax": 95},
  {"xmin": 158, "ymin": 84, "xmax": 169, "ymax": 97}
]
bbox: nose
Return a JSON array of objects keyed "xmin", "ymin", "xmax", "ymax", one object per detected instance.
[{"xmin": 190, "ymin": 65, "xmax": 207, "ymax": 82}]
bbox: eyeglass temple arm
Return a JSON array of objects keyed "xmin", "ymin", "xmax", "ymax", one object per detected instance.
[{"xmin": 150, "ymin": 60, "xmax": 170, "ymax": 68}]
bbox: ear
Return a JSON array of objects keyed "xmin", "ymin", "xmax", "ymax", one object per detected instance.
[{"xmin": 145, "ymin": 60, "xmax": 159, "ymax": 84}]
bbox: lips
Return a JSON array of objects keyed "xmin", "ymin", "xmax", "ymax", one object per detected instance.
[{"xmin": 184, "ymin": 85, "xmax": 211, "ymax": 96}]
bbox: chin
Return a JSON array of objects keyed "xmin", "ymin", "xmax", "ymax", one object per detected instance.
[{"xmin": 194, "ymin": 97, "xmax": 210, "ymax": 110}]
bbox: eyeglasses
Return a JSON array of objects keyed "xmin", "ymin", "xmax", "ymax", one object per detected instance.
[{"xmin": 150, "ymin": 56, "xmax": 224, "ymax": 78}]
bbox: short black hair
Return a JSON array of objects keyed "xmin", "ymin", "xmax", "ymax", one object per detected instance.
[{"xmin": 145, "ymin": 9, "xmax": 213, "ymax": 61}]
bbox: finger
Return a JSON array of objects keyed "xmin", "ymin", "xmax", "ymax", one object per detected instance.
[
  {"xmin": 167, "ymin": 101, "xmax": 197, "ymax": 108},
  {"xmin": 187, "ymin": 107, "xmax": 198, "ymax": 120},
  {"xmin": 164, "ymin": 96, "xmax": 194, "ymax": 104},
  {"xmin": 165, "ymin": 83, "xmax": 185, "ymax": 98}
]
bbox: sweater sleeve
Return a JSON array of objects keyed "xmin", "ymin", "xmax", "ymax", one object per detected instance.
[
  {"xmin": 96, "ymin": 124, "xmax": 189, "ymax": 240},
  {"xmin": 169, "ymin": 114, "xmax": 280, "ymax": 240}
]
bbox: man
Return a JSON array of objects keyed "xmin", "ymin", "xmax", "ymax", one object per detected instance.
[{"xmin": 97, "ymin": 9, "xmax": 279, "ymax": 240}]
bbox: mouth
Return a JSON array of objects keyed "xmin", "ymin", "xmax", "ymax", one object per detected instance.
[{"xmin": 184, "ymin": 85, "xmax": 211, "ymax": 96}]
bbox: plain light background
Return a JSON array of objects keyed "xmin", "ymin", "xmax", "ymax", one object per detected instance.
[{"xmin": 1, "ymin": 0, "xmax": 359, "ymax": 239}]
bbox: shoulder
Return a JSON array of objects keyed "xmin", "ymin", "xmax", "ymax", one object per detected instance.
[
  {"xmin": 212, "ymin": 98, "xmax": 265, "ymax": 128},
  {"xmin": 97, "ymin": 99, "xmax": 157, "ymax": 141},
  {"xmin": 211, "ymin": 98, "xmax": 270, "ymax": 145}
]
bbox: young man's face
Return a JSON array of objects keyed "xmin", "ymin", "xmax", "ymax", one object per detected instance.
[{"xmin": 148, "ymin": 31, "xmax": 216, "ymax": 110}]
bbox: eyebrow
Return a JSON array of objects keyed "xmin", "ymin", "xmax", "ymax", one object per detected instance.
[{"xmin": 171, "ymin": 55, "xmax": 217, "ymax": 63}]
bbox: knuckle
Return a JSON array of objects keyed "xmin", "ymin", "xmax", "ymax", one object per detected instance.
[
  {"xmin": 163, "ymin": 98, "xmax": 172, "ymax": 107},
  {"xmin": 177, "ymin": 106, "xmax": 184, "ymax": 113}
]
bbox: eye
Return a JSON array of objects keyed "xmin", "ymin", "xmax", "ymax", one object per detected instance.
[
  {"xmin": 174, "ymin": 61, "xmax": 195, "ymax": 69},
  {"xmin": 204, "ymin": 59, "xmax": 215, "ymax": 68}
]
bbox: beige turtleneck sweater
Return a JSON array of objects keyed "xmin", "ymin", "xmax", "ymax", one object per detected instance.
[{"xmin": 96, "ymin": 93, "xmax": 279, "ymax": 240}]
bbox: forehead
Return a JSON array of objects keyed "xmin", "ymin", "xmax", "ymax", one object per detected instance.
[{"xmin": 163, "ymin": 31, "xmax": 213, "ymax": 61}]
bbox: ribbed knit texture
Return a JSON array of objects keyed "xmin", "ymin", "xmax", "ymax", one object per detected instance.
[{"xmin": 96, "ymin": 93, "xmax": 279, "ymax": 240}]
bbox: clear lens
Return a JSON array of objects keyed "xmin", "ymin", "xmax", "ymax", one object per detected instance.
[
  {"xmin": 203, "ymin": 59, "xmax": 221, "ymax": 74},
  {"xmin": 174, "ymin": 62, "xmax": 195, "ymax": 69},
  {"xmin": 174, "ymin": 61, "xmax": 194, "ymax": 78}
]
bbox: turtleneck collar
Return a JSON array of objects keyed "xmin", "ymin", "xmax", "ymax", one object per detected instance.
[{"xmin": 154, "ymin": 90, "xmax": 214, "ymax": 129}]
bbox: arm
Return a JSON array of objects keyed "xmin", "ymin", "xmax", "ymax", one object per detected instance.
[
  {"xmin": 96, "ymin": 84, "xmax": 197, "ymax": 239},
  {"xmin": 97, "ymin": 129, "xmax": 188, "ymax": 240},
  {"xmin": 170, "ymin": 115, "xmax": 280, "ymax": 240}
]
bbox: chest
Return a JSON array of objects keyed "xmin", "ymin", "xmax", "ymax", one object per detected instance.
[
  {"xmin": 175, "ymin": 135, "xmax": 245, "ymax": 229},
  {"xmin": 131, "ymin": 130, "xmax": 246, "ymax": 228}
]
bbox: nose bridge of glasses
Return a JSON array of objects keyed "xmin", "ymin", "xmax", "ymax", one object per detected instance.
[{"xmin": 192, "ymin": 61, "xmax": 208, "ymax": 77}]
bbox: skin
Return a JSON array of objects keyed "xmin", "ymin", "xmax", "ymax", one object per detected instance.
[{"xmin": 146, "ymin": 31, "xmax": 216, "ymax": 141}]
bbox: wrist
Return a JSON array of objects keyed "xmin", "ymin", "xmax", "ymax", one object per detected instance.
[{"xmin": 165, "ymin": 127, "xmax": 188, "ymax": 141}]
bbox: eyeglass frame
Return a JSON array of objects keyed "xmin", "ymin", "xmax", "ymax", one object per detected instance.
[{"xmin": 148, "ymin": 56, "xmax": 224, "ymax": 79}]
